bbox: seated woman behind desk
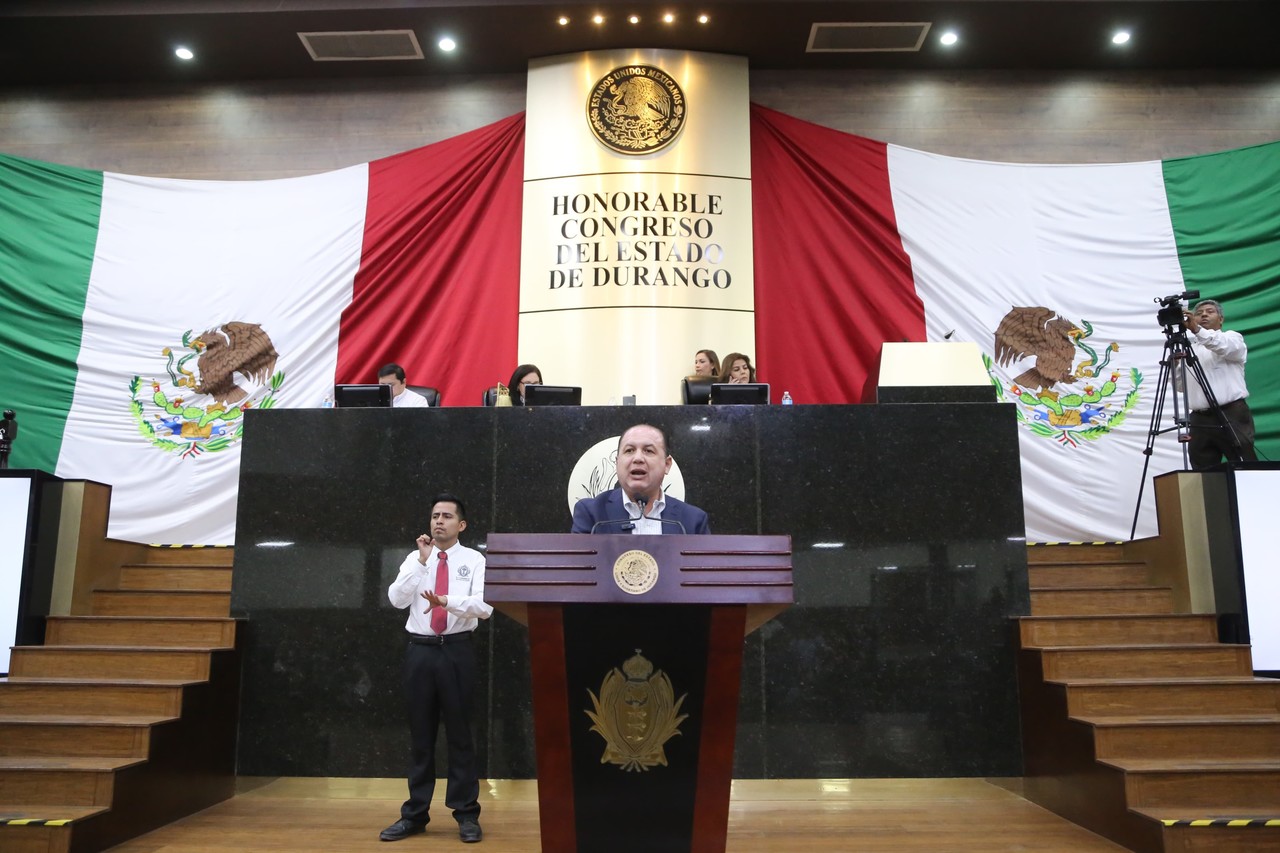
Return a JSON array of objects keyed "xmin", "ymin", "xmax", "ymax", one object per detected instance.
[
  {"xmin": 690, "ymin": 349, "xmax": 720, "ymax": 380},
  {"xmin": 719, "ymin": 352, "xmax": 756, "ymax": 384},
  {"xmin": 508, "ymin": 363, "xmax": 543, "ymax": 406}
]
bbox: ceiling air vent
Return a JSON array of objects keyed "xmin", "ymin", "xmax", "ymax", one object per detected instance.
[
  {"xmin": 806, "ymin": 22, "xmax": 932, "ymax": 53},
  {"xmin": 298, "ymin": 30, "xmax": 424, "ymax": 62}
]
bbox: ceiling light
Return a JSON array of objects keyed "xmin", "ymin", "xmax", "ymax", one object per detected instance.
[
  {"xmin": 629, "ymin": 15, "xmax": 640, "ymax": 24},
  {"xmin": 593, "ymin": 14, "xmax": 604, "ymax": 24},
  {"xmin": 557, "ymin": 16, "xmax": 569, "ymax": 26},
  {"xmin": 1112, "ymin": 31, "xmax": 1131, "ymax": 45},
  {"xmin": 438, "ymin": 37, "xmax": 456, "ymax": 52},
  {"xmin": 174, "ymin": 46, "xmax": 194, "ymax": 60},
  {"xmin": 940, "ymin": 31, "xmax": 958, "ymax": 46},
  {"xmin": 698, "ymin": 14, "xmax": 709, "ymax": 24},
  {"xmin": 663, "ymin": 13, "xmax": 675, "ymax": 24}
]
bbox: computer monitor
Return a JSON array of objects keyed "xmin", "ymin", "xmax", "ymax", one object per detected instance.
[
  {"xmin": 334, "ymin": 384, "xmax": 392, "ymax": 408},
  {"xmin": 710, "ymin": 383, "xmax": 770, "ymax": 405},
  {"xmin": 523, "ymin": 384, "xmax": 582, "ymax": 406}
]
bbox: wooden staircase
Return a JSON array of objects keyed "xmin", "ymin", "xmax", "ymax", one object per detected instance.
[
  {"xmin": 0, "ymin": 547, "xmax": 239, "ymax": 853},
  {"xmin": 1019, "ymin": 543, "xmax": 1280, "ymax": 853}
]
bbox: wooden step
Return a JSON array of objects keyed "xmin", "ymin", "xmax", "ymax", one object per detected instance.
[
  {"xmin": 0, "ymin": 804, "xmax": 106, "ymax": 853},
  {"xmin": 1021, "ymin": 614, "xmax": 1219, "ymax": 648},
  {"xmin": 0, "ymin": 714, "xmax": 171, "ymax": 758},
  {"xmin": 0, "ymin": 678, "xmax": 189, "ymax": 716},
  {"xmin": 1061, "ymin": 677, "xmax": 1280, "ymax": 717},
  {"xmin": 1038, "ymin": 644, "xmax": 1254, "ymax": 679},
  {"xmin": 1028, "ymin": 563, "xmax": 1151, "ymax": 589},
  {"xmin": 1134, "ymin": 806, "xmax": 1280, "ymax": 853},
  {"xmin": 1108, "ymin": 758, "xmax": 1280, "ymax": 809},
  {"xmin": 0, "ymin": 756, "xmax": 141, "ymax": 806},
  {"xmin": 89, "ymin": 590, "xmax": 230, "ymax": 617},
  {"xmin": 1030, "ymin": 586, "xmax": 1174, "ymax": 616},
  {"xmin": 1027, "ymin": 543, "xmax": 1126, "ymax": 564},
  {"xmin": 45, "ymin": 616, "xmax": 235, "ymax": 648},
  {"xmin": 129, "ymin": 547, "xmax": 234, "ymax": 567},
  {"xmin": 8, "ymin": 646, "xmax": 213, "ymax": 680},
  {"xmin": 118, "ymin": 565, "xmax": 232, "ymax": 592},
  {"xmin": 1084, "ymin": 714, "xmax": 1280, "ymax": 760}
]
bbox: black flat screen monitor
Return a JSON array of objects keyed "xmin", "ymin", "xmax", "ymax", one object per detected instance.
[
  {"xmin": 710, "ymin": 383, "xmax": 770, "ymax": 405},
  {"xmin": 523, "ymin": 384, "xmax": 582, "ymax": 407},
  {"xmin": 334, "ymin": 384, "xmax": 392, "ymax": 408}
]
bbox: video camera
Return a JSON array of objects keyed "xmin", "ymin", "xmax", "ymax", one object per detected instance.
[{"xmin": 1154, "ymin": 290, "xmax": 1200, "ymax": 328}]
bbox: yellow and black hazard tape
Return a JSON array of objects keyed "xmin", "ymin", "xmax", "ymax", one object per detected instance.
[
  {"xmin": 1026, "ymin": 541, "xmax": 1125, "ymax": 546},
  {"xmin": 1161, "ymin": 818, "xmax": 1280, "ymax": 827},
  {"xmin": 0, "ymin": 817, "xmax": 73, "ymax": 826},
  {"xmin": 146, "ymin": 543, "xmax": 231, "ymax": 548}
]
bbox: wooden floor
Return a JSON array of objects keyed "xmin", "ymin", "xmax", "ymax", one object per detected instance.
[{"xmin": 102, "ymin": 777, "xmax": 1128, "ymax": 852}]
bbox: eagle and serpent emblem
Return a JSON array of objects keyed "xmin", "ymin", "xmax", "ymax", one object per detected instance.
[
  {"xmin": 987, "ymin": 306, "xmax": 1141, "ymax": 447},
  {"xmin": 129, "ymin": 321, "xmax": 286, "ymax": 458},
  {"xmin": 586, "ymin": 65, "xmax": 686, "ymax": 155}
]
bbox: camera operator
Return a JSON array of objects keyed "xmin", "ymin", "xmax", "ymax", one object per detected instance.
[
  {"xmin": 0, "ymin": 409, "xmax": 15, "ymax": 470},
  {"xmin": 1179, "ymin": 299, "xmax": 1256, "ymax": 468}
]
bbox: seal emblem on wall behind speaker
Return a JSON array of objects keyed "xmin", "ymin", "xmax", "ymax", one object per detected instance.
[{"xmin": 586, "ymin": 64, "xmax": 686, "ymax": 154}]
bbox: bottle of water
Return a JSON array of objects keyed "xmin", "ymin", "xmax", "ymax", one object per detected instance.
[
  {"xmin": 781, "ymin": 391, "xmax": 794, "ymax": 406},
  {"xmin": 322, "ymin": 395, "xmax": 334, "ymax": 409}
]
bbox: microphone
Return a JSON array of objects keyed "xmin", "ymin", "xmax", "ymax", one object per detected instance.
[
  {"xmin": 589, "ymin": 518, "xmax": 635, "ymax": 533},
  {"xmin": 632, "ymin": 493, "xmax": 688, "ymax": 534}
]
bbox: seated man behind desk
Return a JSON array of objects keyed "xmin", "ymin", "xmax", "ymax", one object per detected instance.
[
  {"xmin": 377, "ymin": 363, "xmax": 432, "ymax": 408},
  {"xmin": 571, "ymin": 423, "xmax": 710, "ymax": 534}
]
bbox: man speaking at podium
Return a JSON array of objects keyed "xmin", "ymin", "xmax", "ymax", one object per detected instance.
[{"xmin": 571, "ymin": 423, "xmax": 710, "ymax": 535}]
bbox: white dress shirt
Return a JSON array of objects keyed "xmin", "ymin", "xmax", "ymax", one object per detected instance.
[
  {"xmin": 1184, "ymin": 328, "xmax": 1249, "ymax": 412},
  {"xmin": 393, "ymin": 387, "xmax": 431, "ymax": 408},
  {"xmin": 387, "ymin": 541, "xmax": 492, "ymax": 635},
  {"xmin": 621, "ymin": 492, "xmax": 667, "ymax": 535}
]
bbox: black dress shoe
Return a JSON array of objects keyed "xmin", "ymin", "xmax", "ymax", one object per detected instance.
[
  {"xmin": 380, "ymin": 818, "xmax": 426, "ymax": 841},
  {"xmin": 459, "ymin": 817, "xmax": 483, "ymax": 843}
]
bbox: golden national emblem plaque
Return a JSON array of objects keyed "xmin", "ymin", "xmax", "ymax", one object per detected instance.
[
  {"xmin": 612, "ymin": 549, "xmax": 659, "ymax": 595},
  {"xmin": 586, "ymin": 64, "xmax": 686, "ymax": 154},
  {"xmin": 585, "ymin": 650, "xmax": 689, "ymax": 772}
]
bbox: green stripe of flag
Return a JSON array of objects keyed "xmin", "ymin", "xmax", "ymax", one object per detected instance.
[
  {"xmin": 0, "ymin": 153, "xmax": 103, "ymax": 470},
  {"xmin": 1163, "ymin": 140, "xmax": 1280, "ymax": 460}
]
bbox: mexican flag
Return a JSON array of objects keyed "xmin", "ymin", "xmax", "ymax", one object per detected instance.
[
  {"xmin": 3, "ymin": 106, "xmax": 1277, "ymax": 545},
  {"xmin": 0, "ymin": 115, "xmax": 523, "ymax": 545},
  {"xmin": 751, "ymin": 106, "xmax": 1280, "ymax": 542}
]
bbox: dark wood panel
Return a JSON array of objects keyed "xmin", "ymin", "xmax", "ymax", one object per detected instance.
[{"xmin": 2, "ymin": 70, "xmax": 1279, "ymax": 177}]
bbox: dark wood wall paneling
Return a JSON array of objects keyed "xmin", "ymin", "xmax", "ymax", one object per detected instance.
[{"xmin": 0, "ymin": 70, "xmax": 1278, "ymax": 178}]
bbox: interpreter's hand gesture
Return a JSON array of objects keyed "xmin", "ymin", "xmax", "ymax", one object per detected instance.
[{"xmin": 416, "ymin": 533, "xmax": 433, "ymax": 564}]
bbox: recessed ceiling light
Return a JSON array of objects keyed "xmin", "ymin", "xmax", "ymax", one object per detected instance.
[
  {"xmin": 557, "ymin": 16, "xmax": 569, "ymax": 26},
  {"xmin": 174, "ymin": 46, "xmax": 194, "ymax": 60},
  {"xmin": 698, "ymin": 14, "xmax": 709, "ymax": 24},
  {"xmin": 629, "ymin": 15, "xmax": 640, "ymax": 24},
  {"xmin": 663, "ymin": 13, "xmax": 675, "ymax": 24},
  {"xmin": 593, "ymin": 14, "xmax": 604, "ymax": 24},
  {"xmin": 438, "ymin": 36, "xmax": 456, "ymax": 51},
  {"xmin": 940, "ymin": 31, "xmax": 958, "ymax": 46},
  {"xmin": 1112, "ymin": 31, "xmax": 1131, "ymax": 45}
]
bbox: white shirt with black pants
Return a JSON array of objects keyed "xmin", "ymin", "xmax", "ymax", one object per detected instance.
[
  {"xmin": 387, "ymin": 541, "xmax": 492, "ymax": 828},
  {"xmin": 1183, "ymin": 327, "xmax": 1256, "ymax": 468}
]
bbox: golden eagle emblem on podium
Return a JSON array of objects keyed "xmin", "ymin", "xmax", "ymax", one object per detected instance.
[{"xmin": 586, "ymin": 650, "xmax": 688, "ymax": 772}]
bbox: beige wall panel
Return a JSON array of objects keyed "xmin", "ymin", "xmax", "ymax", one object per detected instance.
[{"xmin": 521, "ymin": 50, "xmax": 754, "ymax": 405}]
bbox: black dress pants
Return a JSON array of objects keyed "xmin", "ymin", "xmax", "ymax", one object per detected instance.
[
  {"xmin": 400, "ymin": 636, "xmax": 480, "ymax": 824},
  {"xmin": 1188, "ymin": 398, "xmax": 1257, "ymax": 470}
]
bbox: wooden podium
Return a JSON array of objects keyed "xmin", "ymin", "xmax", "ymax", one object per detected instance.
[{"xmin": 485, "ymin": 533, "xmax": 793, "ymax": 853}]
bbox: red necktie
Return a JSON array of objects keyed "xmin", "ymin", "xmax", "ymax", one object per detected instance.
[{"xmin": 430, "ymin": 551, "xmax": 449, "ymax": 634}]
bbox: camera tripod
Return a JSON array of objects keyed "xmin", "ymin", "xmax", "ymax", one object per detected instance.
[{"xmin": 1129, "ymin": 321, "xmax": 1246, "ymax": 539}]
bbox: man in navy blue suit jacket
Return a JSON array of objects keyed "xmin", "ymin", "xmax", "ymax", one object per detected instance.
[{"xmin": 571, "ymin": 423, "xmax": 710, "ymax": 535}]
